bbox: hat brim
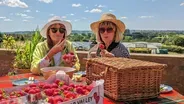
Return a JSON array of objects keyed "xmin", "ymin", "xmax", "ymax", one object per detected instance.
[
  {"xmin": 90, "ymin": 19, "xmax": 126, "ymax": 34},
  {"xmin": 40, "ymin": 20, "xmax": 72, "ymax": 38}
]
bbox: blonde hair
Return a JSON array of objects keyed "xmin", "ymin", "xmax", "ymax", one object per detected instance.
[{"xmin": 96, "ymin": 21, "xmax": 123, "ymax": 43}]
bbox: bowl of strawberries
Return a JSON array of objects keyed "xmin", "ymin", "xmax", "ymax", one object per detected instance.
[{"xmin": 40, "ymin": 66, "xmax": 76, "ymax": 79}]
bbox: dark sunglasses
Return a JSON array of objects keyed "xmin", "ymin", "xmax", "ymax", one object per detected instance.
[
  {"xmin": 99, "ymin": 27, "xmax": 114, "ymax": 34},
  {"xmin": 50, "ymin": 28, "xmax": 66, "ymax": 34}
]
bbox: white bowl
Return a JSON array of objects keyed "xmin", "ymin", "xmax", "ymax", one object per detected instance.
[{"xmin": 40, "ymin": 66, "xmax": 76, "ymax": 79}]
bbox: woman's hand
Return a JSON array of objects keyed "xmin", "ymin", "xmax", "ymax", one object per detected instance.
[
  {"xmin": 100, "ymin": 50, "xmax": 115, "ymax": 57},
  {"xmin": 62, "ymin": 52, "xmax": 77, "ymax": 67},
  {"xmin": 45, "ymin": 39, "xmax": 66, "ymax": 60}
]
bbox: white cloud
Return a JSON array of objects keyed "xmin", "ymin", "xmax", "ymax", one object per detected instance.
[
  {"xmin": 89, "ymin": 9, "xmax": 102, "ymax": 13},
  {"xmin": 24, "ymin": 16, "xmax": 34, "ymax": 18},
  {"xmin": 0, "ymin": 17, "xmax": 6, "ymax": 19},
  {"xmin": 82, "ymin": 17, "xmax": 87, "ymax": 19},
  {"xmin": 0, "ymin": 0, "xmax": 28, "ymax": 8},
  {"xmin": 24, "ymin": 10, "xmax": 31, "ymax": 12},
  {"xmin": 36, "ymin": 10, "xmax": 40, "ymax": 12},
  {"xmin": 84, "ymin": 10, "xmax": 89, "ymax": 12},
  {"xmin": 74, "ymin": 19, "xmax": 80, "ymax": 22},
  {"xmin": 109, "ymin": 9, "xmax": 115, "ymax": 12},
  {"xmin": 120, "ymin": 17, "xmax": 128, "ymax": 19},
  {"xmin": 66, "ymin": 20, "xmax": 71, "ymax": 22},
  {"xmin": 23, "ymin": 20, "xmax": 29, "ymax": 22},
  {"xmin": 180, "ymin": 2, "xmax": 184, "ymax": 6},
  {"xmin": 72, "ymin": 3, "xmax": 81, "ymax": 7},
  {"xmin": 4, "ymin": 18, "xmax": 12, "ymax": 21},
  {"xmin": 98, "ymin": 5, "xmax": 105, "ymax": 8},
  {"xmin": 62, "ymin": 16, "xmax": 66, "ymax": 19},
  {"xmin": 139, "ymin": 16, "xmax": 154, "ymax": 18},
  {"xmin": 70, "ymin": 13, "xmax": 74, "ymax": 16},
  {"xmin": 16, "ymin": 13, "xmax": 27, "ymax": 17},
  {"xmin": 16, "ymin": 13, "xmax": 34, "ymax": 19},
  {"xmin": 39, "ymin": 0, "xmax": 53, "ymax": 3},
  {"xmin": 49, "ymin": 14, "xmax": 54, "ymax": 16}
]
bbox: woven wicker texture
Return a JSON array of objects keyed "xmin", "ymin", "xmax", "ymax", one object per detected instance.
[{"xmin": 85, "ymin": 57, "xmax": 167, "ymax": 101}]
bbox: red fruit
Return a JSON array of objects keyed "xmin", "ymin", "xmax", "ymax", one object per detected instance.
[
  {"xmin": 53, "ymin": 91, "xmax": 60, "ymax": 96},
  {"xmin": 62, "ymin": 85, "xmax": 68, "ymax": 90},
  {"xmin": 46, "ymin": 97, "xmax": 54, "ymax": 104},
  {"xmin": 69, "ymin": 84, "xmax": 75, "ymax": 88},
  {"xmin": 51, "ymin": 83, "xmax": 58, "ymax": 88},
  {"xmin": 54, "ymin": 79, "xmax": 61, "ymax": 85},
  {"xmin": 53, "ymin": 96, "xmax": 63, "ymax": 103},
  {"xmin": 69, "ymin": 52, "xmax": 74, "ymax": 55},
  {"xmin": 10, "ymin": 95, "xmax": 17, "ymax": 98},
  {"xmin": 67, "ymin": 87, "xmax": 74, "ymax": 91},
  {"xmin": 36, "ymin": 93, "xmax": 42, "ymax": 100},
  {"xmin": 38, "ymin": 83, "xmax": 45, "ymax": 88},
  {"xmin": 43, "ymin": 84, "xmax": 51, "ymax": 89},
  {"xmin": 99, "ymin": 44, "xmax": 105, "ymax": 50},
  {"xmin": 29, "ymin": 84, "xmax": 37, "ymax": 87},
  {"xmin": 62, "ymin": 54, "xmax": 69, "ymax": 60},
  {"xmin": 76, "ymin": 87, "xmax": 84, "ymax": 94},
  {"xmin": 35, "ymin": 88, "xmax": 41, "ymax": 93},
  {"xmin": 63, "ymin": 98, "xmax": 69, "ymax": 102},
  {"xmin": 24, "ymin": 87, "xmax": 31, "ymax": 93},
  {"xmin": 65, "ymin": 92, "xmax": 75, "ymax": 99},
  {"xmin": 44, "ymin": 89, "xmax": 53, "ymax": 96},
  {"xmin": 0, "ymin": 94, "xmax": 3, "ymax": 100},
  {"xmin": 28, "ymin": 89, "xmax": 36, "ymax": 94},
  {"xmin": 0, "ymin": 89, "xmax": 4, "ymax": 94},
  {"xmin": 86, "ymin": 86, "xmax": 93, "ymax": 92}
]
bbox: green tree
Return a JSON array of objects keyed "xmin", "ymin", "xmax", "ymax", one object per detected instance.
[{"xmin": 173, "ymin": 36, "xmax": 184, "ymax": 47}]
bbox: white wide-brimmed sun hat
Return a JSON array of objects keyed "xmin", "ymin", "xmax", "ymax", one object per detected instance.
[
  {"xmin": 90, "ymin": 13, "xmax": 126, "ymax": 34},
  {"xmin": 40, "ymin": 16, "xmax": 72, "ymax": 38}
]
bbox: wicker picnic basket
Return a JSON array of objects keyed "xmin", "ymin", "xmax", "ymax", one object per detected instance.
[{"xmin": 85, "ymin": 57, "xmax": 167, "ymax": 101}]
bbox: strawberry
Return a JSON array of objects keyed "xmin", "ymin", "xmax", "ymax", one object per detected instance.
[
  {"xmin": 53, "ymin": 96, "xmax": 63, "ymax": 103},
  {"xmin": 62, "ymin": 85, "xmax": 68, "ymax": 90},
  {"xmin": 29, "ymin": 84, "xmax": 37, "ymax": 88},
  {"xmin": 43, "ymin": 84, "xmax": 51, "ymax": 89},
  {"xmin": 44, "ymin": 89, "xmax": 53, "ymax": 96},
  {"xmin": 69, "ymin": 84, "xmax": 76, "ymax": 88},
  {"xmin": 38, "ymin": 82, "xmax": 45, "ymax": 88},
  {"xmin": 99, "ymin": 43, "xmax": 105, "ymax": 50},
  {"xmin": 63, "ymin": 98, "xmax": 69, "ymax": 102},
  {"xmin": 86, "ymin": 86, "xmax": 93, "ymax": 92},
  {"xmin": 24, "ymin": 87, "xmax": 31, "ymax": 93},
  {"xmin": 46, "ymin": 97, "xmax": 54, "ymax": 104},
  {"xmin": 69, "ymin": 52, "xmax": 74, "ymax": 55},
  {"xmin": 51, "ymin": 83, "xmax": 58, "ymax": 88},
  {"xmin": 28, "ymin": 89, "xmax": 37, "ymax": 94},
  {"xmin": 76, "ymin": 87, "xmax": 84, "ymax": 94},
  {"xmin": 0, "ymin": 94, "xmax": 3, "ymax": 100},
  {"xmin": 65, "ymin": 92, "xmax": 76, "ymax": 99},
  {"xmin": 54, "ymin": 79, "xmax": 61, "ymax": 85},
  {"xmin": 67, "ymin": 87, "xmax": 74, "ymax": 91}
]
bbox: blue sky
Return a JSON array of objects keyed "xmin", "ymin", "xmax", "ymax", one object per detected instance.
[{"xmin": 0, "ymin": 0, "xmax": 184, "ymax": 32}]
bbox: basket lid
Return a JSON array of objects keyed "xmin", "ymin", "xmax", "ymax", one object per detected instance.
[{"xmin": 85, "ymin": 57, "xmax": 167, "ymax": 71}]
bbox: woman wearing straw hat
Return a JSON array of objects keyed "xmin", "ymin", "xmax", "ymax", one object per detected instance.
[
  {"xmin": 90, "ymin": 13, "xmax": 130, "ymax": 57},
  {"xmin": 31, "ymin": 16, "xmax": 80, "ymax": 74}
]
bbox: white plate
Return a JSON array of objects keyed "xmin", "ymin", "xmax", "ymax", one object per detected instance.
[{"xmin": 160, "ymin": 84, "xmax": 173, "ymax": 93}]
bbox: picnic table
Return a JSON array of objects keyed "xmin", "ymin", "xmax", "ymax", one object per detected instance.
[{"xmin": 0, "ymin": 73, "xmax": 184, "ymax": 104}]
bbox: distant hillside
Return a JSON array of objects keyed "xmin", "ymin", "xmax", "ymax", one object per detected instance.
[{"xmin": 1, "ymin": 30, "xmax": 184, "ymax": 35}]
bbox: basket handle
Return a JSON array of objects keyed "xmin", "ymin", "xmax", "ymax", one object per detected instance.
[{"xmin": 91, "ymin": 67, "xmax": 108, "ymax": 79}]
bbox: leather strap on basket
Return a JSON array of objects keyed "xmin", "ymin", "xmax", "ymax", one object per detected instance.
[{"xmin": 92, "ymin": 67, "xmax": 108, "ymax": 79}]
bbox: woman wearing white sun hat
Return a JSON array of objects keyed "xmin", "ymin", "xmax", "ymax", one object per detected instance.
[
  {"xmin": 31, "ymin": 16, "xmax": 80, "ymax": 75},
  {"xmin": 89, "ymin": 13, "xmax": 130, "ymax": 58}
]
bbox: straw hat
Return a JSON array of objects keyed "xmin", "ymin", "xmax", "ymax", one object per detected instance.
[
  {"xmin": 90, "ymin": 13, "xmax": 125, "ymax": 34},
  {"xmin": 40, "ymin": 16, "xmax": 72, "ymax": 38}
]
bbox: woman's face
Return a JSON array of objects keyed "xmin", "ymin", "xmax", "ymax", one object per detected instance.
[
  {"xmin": 99, "ymin": 22, "xmax": 116, "ymax": 44},
  {"xmin": 48, "ymin": 23, "xmax": 66, "ymax": 44}
]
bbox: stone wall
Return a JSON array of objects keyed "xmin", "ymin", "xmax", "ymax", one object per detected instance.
[{"xmin": 0, "ymin": 49, "xmax": 184, "ymax": 95}]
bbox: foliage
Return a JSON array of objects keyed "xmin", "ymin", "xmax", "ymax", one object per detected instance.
[
  {"xmin": 129, "ymin": 48, "xmax": 152, "ymax": 54},
  {"xmin": 172, "ymin": 36, "xmax": 184, "ymax": 47},
  {"xmin": 13, "ymin": 29, "xmax": 44, "ymax": 69},
  {"xmin": 2, "ymin": 35, "xmax": 16, "ymax": 49},
  {"xmin": 161, "ymin": 45, "xmax": 184, "ymax": 53}
]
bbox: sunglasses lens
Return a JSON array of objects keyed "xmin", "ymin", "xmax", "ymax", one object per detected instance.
[
  {"xmin": 59, "ymin": 28, "xmax": 66, "ymax": 34},
  {"xmin": 99, "ymin": 28, "xmax": 105, "ymax": 33},
  {"xmin": 107, "ymin": 28, "xmax": 113, "ymax": 33},
  {"xmin": 51, "ymin": 28, "xmax": 57, "ymax": 33},
  {"xmin": 99, "ymin": 27, "xmax": 114, "ymax": 34}
]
